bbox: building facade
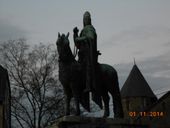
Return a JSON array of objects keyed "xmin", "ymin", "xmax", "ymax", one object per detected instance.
[
  {"xmin": 134, "ymin": 91, "xmax": 170, "ymax": 127},
  {"xmin": 0, "ymin": 65, "xmax": 11, "ymax": 128},
  {"xmin": 121, "ymin": 64, "xmax": 157, "ymax": 119}
]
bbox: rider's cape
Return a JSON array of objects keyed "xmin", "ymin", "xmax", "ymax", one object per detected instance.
[{"xmin": 80, "ymin": 25, "xmax": 103, "ymax": 110}]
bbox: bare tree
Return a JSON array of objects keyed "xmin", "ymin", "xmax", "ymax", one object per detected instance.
[{"xmin": 0, "ymin": 39, "xmax": 64, "ymax": 128}]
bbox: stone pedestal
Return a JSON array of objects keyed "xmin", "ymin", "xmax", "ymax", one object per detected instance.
[{"xmin": 48, "ymin": 116, "xmax": 149, "ymax": 128}]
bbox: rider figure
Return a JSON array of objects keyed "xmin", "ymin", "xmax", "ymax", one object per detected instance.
[{"xmin": 73, "ymin": 11, "xmax": 98, "ymax": 92}]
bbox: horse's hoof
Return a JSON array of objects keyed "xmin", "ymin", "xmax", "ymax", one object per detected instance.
[
  {"xmin": 65, "ymin": 112, "xmax": 70, "ymax": 116},
  {"xmin": 103, "ymin": 112, "xmax": 109, "ymax": 118},
  {"xmin": 103, "ymin": 115, "xmax": 109, "ymax": 118},
  {"xmin": 75, "ymin": 112, "xmax": 80, "ymax": 116}
]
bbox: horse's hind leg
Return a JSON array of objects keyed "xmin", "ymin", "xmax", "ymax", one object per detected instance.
[
  {"xmin": 102, "ymin": 92, "xmax": 110, "ymax": 118},
  {"xmin": 65, "ymin": 95, "xmax": 71, "ymax": 115},
  {"xmin": 110, "ymin": 89, "xmax": 124, "ymax": 118}
]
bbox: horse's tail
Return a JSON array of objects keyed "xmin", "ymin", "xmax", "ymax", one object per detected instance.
[
  {"xmin": 115, "ymin": 71, "xmax": 119, "ymax": 88},
  {"xmin": 113, "ymin": 70, "xmax": 124, "ymax": 118}
]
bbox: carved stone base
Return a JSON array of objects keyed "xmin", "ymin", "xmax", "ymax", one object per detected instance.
[{"xmin": 48, "ymin": 116, "xmax": 149, "ymax": 128}]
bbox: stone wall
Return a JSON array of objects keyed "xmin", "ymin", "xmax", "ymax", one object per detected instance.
[
  {"xmin": 122, "ymin": 97, "xmax": 155, "ymax": 119},
  {"xmin": 134, "ymin": 93, "xmax": 170, "ymax": 127},
  {"xmin": 122, "ymin": 97, "xmax": 144, "ymax": 118},
  {"xmin": 47, "ymin": 116, "xmax": 149, "ymax": 128}
]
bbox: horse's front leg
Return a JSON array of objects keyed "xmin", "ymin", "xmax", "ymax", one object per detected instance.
[
  {"xmin": 75, "ymin": 97, "xmax": 80, "ymax": 116},
  {"xmin": 65, "ymin": 95, "xmax": 71, "ymax": 116}
]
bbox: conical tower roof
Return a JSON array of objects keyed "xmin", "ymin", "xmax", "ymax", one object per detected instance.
[{"xmin": 121, "ymin": 64, "xmax": 157, "ymax": 98}]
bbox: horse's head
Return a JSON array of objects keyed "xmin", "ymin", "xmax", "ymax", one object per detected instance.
[{"xmin": 56, "ymin": 32, "xmax": 73, "ymax": 62}]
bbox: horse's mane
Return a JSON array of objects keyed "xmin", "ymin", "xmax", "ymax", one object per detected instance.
[
  {"xmin": 61, "ymin": 34, "xmax": 75, "ymax": 63},
  {"xmin": 67, "ymin": 44, "xmax": 75, "ymax": 62}
]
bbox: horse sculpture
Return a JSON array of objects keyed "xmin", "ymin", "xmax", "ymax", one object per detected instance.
[{"xmin": 56, "ymin": 32, "xmax": 124, "ymax": 118}]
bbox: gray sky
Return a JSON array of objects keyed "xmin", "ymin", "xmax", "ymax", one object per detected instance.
[{"xmin": 1, "ymin": 0, "xmax": 170, "ymax": 97}]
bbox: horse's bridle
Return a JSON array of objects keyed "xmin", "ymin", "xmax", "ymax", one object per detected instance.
[{"xmin": 73, "ymin": 44, "xmax": 78, "ymax": 58}]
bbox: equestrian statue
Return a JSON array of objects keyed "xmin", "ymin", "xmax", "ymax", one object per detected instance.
[{"xmin": 56, "ymin": 11, "xmax": 124, "ymax": 118}]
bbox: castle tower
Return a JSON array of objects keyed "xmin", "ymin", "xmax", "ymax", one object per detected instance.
[{"xmin": 121, "ymin": 64, "xmax": 157, "ymax": 118}]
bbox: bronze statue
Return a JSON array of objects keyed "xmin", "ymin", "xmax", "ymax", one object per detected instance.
[
  {"xmin": 73, "ymin": 11, "xmax": 98, "ymax": 92},
  {"xmin": 56, "ymin": 32, "xmax": 124, "ymax": 118}
]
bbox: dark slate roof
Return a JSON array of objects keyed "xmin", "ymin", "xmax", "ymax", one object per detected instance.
[
  {"xmin": 121, "ymin": 64, "xmax": 157, "ymax": 98},
  {"xmin": 145, "ymin": 91, "xmax": 170, "ymax": 111},
  {"xmin": 0, "ymin": 65, "xmax": 10, "ymax": 101}
]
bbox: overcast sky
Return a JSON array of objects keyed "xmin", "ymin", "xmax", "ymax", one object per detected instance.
[{"xmin": 1, "ymin": 0, "xmax": 170, "ymax": 97}]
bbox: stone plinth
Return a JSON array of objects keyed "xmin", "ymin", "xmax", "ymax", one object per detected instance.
[{"xmin": 48, "ymin": 116, "xmax": 149, "ymax": 128}]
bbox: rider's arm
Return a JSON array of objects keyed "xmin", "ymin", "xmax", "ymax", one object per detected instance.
[
  {"xmin": 75, "ymin": 36, "xmax": 87, "ymax": 43},
  {"xmin": 75, "ymin": 30, "xmax": 95, "ymax": 43},
  {"xmin": 73, "ymin": 27, "xmax": 80, "ymax": 48}
]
